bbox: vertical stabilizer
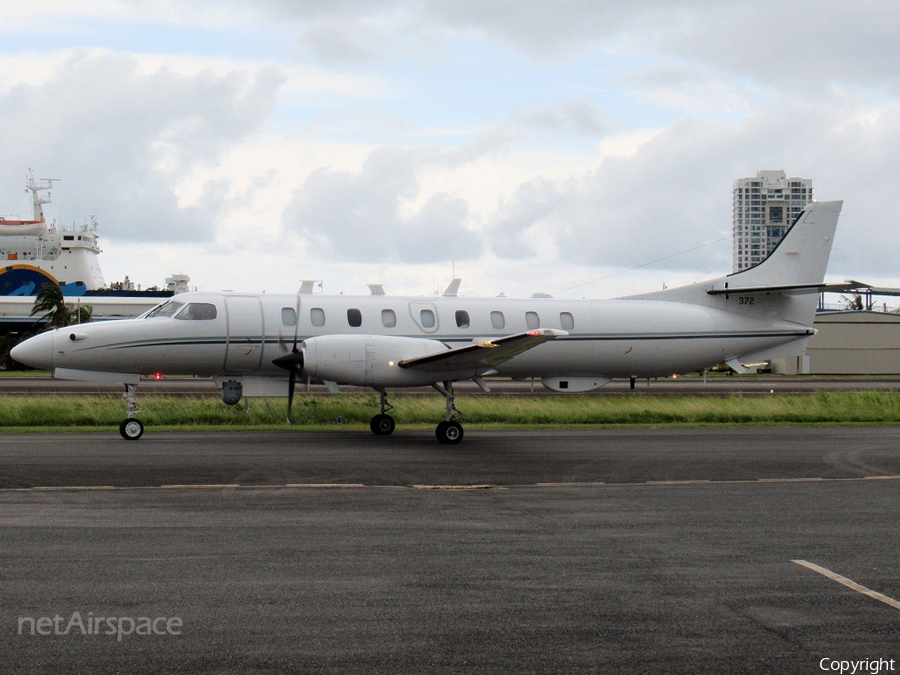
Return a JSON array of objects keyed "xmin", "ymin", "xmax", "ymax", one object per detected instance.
[
  {"xmin": 622, "ymin": 200, "xmax": 843, "ymax": 327},
  {"xmin": 726, "ymin": 200, "xmax": 842, "ymax": 290}
]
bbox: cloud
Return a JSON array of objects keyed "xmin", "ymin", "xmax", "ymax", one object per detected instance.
[
  {"xmin": 282, "ymin": 147, "xmax": 482, "ymax": 263},
  {"xmin": 484, "ymin": 117, "xmax": 739, "ymax": 272},
  {"xmin": 4, "ymin": 1, "xmax": 900, "ymax": 301},
  {"xmin": 480, "ymin": 92, "xmax": 900, "ymax": 287},
  {"xmin": 490, "ymin": 177, "xmax": 568, "ymax": 260},
  {"xmin": 0, "ymin": 50, "xmax": 285, "ymax": 243},
  {"xmin": 655, "ymin": 2, "xmax": 900, "ymax": 97},
  {"xmin": 19, "ymin": 2, "xmax": 900, "ymax": 96},
  {"xmin": 419, "ymin": 0, "xmax": 648, "ymax": 58},
  {"xmin": 624, "ymin": 61, "xmax": 757, "ymax": 115},
  {"xmin": 240, "ymin": 0, "xmax": 900, "ymax": 99},
  {"xmin": 297, "ymin": 18, "xmax": 386, "ymax": 64},
  {"xmin": 519, "ymin": 98, "xmax": 609, "ymax": 137}
]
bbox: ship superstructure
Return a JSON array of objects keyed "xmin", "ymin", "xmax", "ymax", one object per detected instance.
[
  {"xmin": 0, "ymin": 172, "xmax": 106, "ymax": 296},
  {"xmin": 0, "ymin": 171, "xmax": 191, "ymax": 330}
]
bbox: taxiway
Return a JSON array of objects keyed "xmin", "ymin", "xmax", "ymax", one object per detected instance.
[{"xmin": 2, "ymin": 428, "xmax": 898, "ymax": 673}]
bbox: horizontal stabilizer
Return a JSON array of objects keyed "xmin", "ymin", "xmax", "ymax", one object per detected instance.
[
  {"xmin": 707, "ymin": 283, "xmax": 827, "ymax": 296},
  {"xmin": 400, "ymin": 329, "xmax": 566, "ymax": 373}
]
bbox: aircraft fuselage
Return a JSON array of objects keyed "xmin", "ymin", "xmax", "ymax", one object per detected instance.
[{"xmin": 25, "ymin": 291, "xmax": 812, "ymax": 384}]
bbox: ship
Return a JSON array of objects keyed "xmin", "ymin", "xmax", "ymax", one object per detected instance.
[
  {"xmin": 0, "ymin": 172, "xmax": 111, "ymax": 296},
  {"xmin": 0, "ymin": 171, "xmax": 189, "ymax": 327}
]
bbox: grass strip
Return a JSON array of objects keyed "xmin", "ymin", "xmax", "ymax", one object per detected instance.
[{"xmin": 1, "ymin": 391, "xmax": 899, "ymax": 430}]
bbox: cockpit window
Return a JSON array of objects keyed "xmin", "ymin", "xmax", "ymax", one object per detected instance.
[
  {"xmin": 175, "ymin": 303, "xmax": 218, "ymax": 320},
  {"xmin": 144, "ymin": 300, "xmax": 184, "ymax": 318}
]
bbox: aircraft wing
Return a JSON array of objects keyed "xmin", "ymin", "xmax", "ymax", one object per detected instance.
[{"xmin": 399, "ymin": 329, "xmax": 567, "ymax": 373}]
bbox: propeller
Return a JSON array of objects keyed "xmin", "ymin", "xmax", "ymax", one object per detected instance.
[
  {"xmin": 273, "ymin": 295, "xmax": 303, "ymax": 423},
  {"xmin": 273, "ymin": 346, "xmax": 304, "ymax": 423}
]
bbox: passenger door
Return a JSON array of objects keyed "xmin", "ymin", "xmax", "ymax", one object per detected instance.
[{"xmin": 224, "ymin": 296, "xmax": 264, "ymax": 372}]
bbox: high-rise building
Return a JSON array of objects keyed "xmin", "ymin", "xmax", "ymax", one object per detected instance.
[{"xmin": 732, "ymin": 170, "xmax": 813, "ymax": 272}]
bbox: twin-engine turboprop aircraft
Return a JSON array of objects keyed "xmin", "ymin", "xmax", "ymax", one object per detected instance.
[{"xmin": 12, "ymin": 200, "xmax": 843, "ymax": 443}]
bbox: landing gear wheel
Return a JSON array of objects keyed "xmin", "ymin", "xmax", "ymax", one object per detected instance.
[
  {"xmin": 436, "ymin": 420, "xmax": 464, "ymax": 445},
  {"xmin": 370, "ymin": 414, "xmax": 396, "ymax": 436},
  {"xmin": 119, "ymin": 418, "xmax": 144, "ymax": 440}
]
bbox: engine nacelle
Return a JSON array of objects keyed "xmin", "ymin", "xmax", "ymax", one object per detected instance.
[{"xmin": 301, "ymin": 335, "xmax": 449, "ymax": 387}]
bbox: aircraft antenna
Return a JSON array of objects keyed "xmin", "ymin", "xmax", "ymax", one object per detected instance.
[{"xmin": 551, "ymin": 235, "xmax": 730, "ymax": 296}]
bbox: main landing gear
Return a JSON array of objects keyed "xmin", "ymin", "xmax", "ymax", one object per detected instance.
[
  {"xmin": 370, "ymin": 389, "xmax": 396, "ymax": 436},
  {"xmin": 432, "ymin": 381, "xmax": 464, "ymax": 445},
  {"xmin": 368, "ymin": 382, "xmax": 464, "ymax": 444},
  {"xmin": 119, "ymin": 383, "xmax": 144, "ymax": 440}
]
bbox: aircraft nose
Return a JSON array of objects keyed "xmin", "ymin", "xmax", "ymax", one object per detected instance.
[{"xmin": 10, "ymin": 331, "xmax": 55, "ymax": 370}]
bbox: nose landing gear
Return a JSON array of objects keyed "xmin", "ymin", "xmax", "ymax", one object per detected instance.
[{"xmin": 119, "ymin": 383, "xmax": 144, "ymax": 440}]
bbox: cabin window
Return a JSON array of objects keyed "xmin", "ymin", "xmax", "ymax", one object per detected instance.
[
  {"xmin": 420, "ymin": 309, "xmax": 436, "ymax": 329},
  {"xmin": 310, "ymin": 307, "xmax": 326, "ymax": 327},
  {"xmin": 347, "ymin": 308, "xmax": 363, "ymax": 328},
  {"xmin": 145, "ymin": 300, "xmax": 184, "ymax": 318},
  {"xmin": 490, "ymin": 311, "xmax": 505, "ymax": 330},
  {"xmin": 175, "ymin": 303, "xmax": 217, "ymax": 320},
  {"xmin": 381, "ymin": 309, "xmax": 397, "ymax": 328},
  {"xmin": 560, "ymin": 312, "xmax": 575, "ymax": 331},
  {"xmin": 281, "ymin": 307, "xmax": 297, "ymax": 327},
  {"xmin": 455, "ymin": 310, "xmax": 470, "ymax": 329},
  {"xmin": 526, "ymin": 311, "xmax": 540, "ymax": 329}
]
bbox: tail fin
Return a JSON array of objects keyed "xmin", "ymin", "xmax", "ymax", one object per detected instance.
[
  {"xmin": 624, "ymin": 200, "xmax": 843, "ymax": 326},
  {"xmin": 723, "ymin": 200, "xmax": 842, "ymax": 291}
]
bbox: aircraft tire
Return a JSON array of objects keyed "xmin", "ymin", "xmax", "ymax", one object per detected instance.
[
  {"xmin": 435, "ymin": 420, "xmax": 464, "ymax": 445},
  {"xmin": 119, "ymin": 418, "xmax": 144, "ymax": 440},
  {"xmin": 370, "ymin": 414, "xmax": 396, "ymax": 436}
]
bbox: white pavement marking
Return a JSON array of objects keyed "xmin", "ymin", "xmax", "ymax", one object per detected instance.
[
  {"xmin": 792, "ymin": 559, "xmax": 900, "ymax": 611},
  {"xmin": 2, "ymin": 475, "xmax": 900, "ymax": 493}
]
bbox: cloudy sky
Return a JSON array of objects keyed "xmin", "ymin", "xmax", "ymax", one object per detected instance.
[{"xmin": 1, "ymin": 1, "xmax": 898, "ymax": 301}]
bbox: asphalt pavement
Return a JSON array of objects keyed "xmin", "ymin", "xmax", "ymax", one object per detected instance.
[{"xmin": 1, "ymin": 428, "xmax": 899, "ymax": 673}]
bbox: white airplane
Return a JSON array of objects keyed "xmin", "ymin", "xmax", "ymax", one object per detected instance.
[{"xmin": 12, "ymin": 200, "xmax": 843, "ymax": 443}]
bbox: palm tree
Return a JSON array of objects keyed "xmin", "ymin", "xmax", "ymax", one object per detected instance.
[
  {"xmin": 30, "ymin": 282, "xmax": 93, "ymax": 330},
  {"xmin": 69, "ymin": 303, "xmax": 92, "ymax": 325},
  {"xmin": 840, "ymin": 291, "xmax": 866, "ymax": 311},
  {"xmin": 31, "ymin": 282, "xmax": 68, "ymax": 329}
]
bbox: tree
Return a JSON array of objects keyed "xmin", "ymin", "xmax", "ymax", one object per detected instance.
[
  {"xmin": 840, "ymin": 291, "xmax": 866, "ymax": 311},
  {"xmin": 0, "ymin": 330, "xmax": 30, "ymax": 370},
  {"xmin": 30, "ymin": 282, "xmax": 92, "ymax": 330}
]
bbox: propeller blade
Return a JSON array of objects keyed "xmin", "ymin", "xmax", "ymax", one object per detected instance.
[
  {"xmin": 288, "ymin": 294, "xmax": 301, "ymax": 424},
  {"xmin": 273, "ymin": 347, "xmax": 303, "ymax": 425},
  {"xmin": 287, "ymin": 367, "xmax": 296, "ymax": 424}
]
